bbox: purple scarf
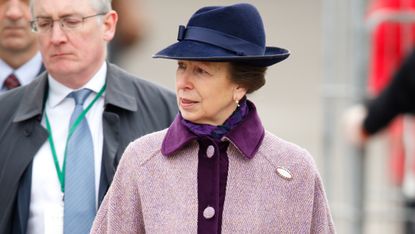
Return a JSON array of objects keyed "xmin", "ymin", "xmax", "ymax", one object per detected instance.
[{"xmin": 181, "ymin": 97, "xmax": 249, "ymax": 140}]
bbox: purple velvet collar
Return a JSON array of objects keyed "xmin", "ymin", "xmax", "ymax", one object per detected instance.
[
  {"xmin": 181, "ymin": 98, "xmax": 249, "ymax": 140},
  {"xmin": 161, "ymin": 99, "xmax": 265, "ymax": 159}
]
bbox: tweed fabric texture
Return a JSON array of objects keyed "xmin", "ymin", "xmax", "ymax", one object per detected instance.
[{"xmin": 91, "ymin": 130, "xmax": 335, "ymax": 233}]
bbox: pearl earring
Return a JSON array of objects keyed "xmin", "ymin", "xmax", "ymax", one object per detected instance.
[{"xmin": 235, "ymin": 99, "xmax": 240, "ymax": 107}]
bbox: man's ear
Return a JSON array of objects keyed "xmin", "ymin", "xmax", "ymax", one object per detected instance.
[{"xmin": 103, "ymin": 10, "xmax": 118, "ymax": 41}]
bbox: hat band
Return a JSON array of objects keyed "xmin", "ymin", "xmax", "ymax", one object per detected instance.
[{"xmin": 177, "ymin": 25, "xmax": 265, "ymax": 56}]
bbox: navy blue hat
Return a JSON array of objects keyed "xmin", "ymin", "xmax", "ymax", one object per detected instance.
[{"xmin": 153, "ymin": 3, "xmax": 290, "ymax": 67}]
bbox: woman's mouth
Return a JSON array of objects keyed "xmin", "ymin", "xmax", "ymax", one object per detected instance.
[{"xmin": 180, "ymin": 98, "xmax": 199, "ymax": 108}]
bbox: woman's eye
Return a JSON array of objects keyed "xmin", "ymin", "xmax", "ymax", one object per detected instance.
[{"xmin": 195, "ymin": 67, "xmax": 208, "ymax": 75}]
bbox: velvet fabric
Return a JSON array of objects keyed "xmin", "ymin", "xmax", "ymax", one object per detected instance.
[{"xmin": 181, "ymin": 98, "xmax": 249, "ymax": 140}]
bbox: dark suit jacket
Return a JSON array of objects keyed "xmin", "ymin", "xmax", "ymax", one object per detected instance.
[{"xmin": 0, "ymin": 63, "xmax": 178, "ymax": 234}]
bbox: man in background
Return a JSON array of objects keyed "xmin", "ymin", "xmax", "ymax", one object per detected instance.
[
  {"xmin": 0, "ymin": 0, "xmax": 178, "ymax": 233},
  {"xmin": 0, "ymin": 0, "xmax": 43, "ymax": 93}
]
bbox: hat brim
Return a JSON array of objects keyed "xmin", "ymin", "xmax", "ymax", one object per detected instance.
[{"xmin": 152, "ymin": 40, "xmax": 290, "ymax": 67}]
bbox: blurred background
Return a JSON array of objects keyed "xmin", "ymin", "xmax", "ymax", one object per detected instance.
[{"xmin": 113, "ymin": 0, "xmax": 415, "ymax": 233}]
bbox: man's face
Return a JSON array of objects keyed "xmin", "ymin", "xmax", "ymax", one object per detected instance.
[
  {"xmin": 32, "ymin": 0, "xmax": 116, "ymax": 85},
  {"xmin": 0, "ymin": 0, "xmax": 37, "ymax": 54}
]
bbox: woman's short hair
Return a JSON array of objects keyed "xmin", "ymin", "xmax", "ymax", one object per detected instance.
[{"xmin": 228, "ymin": 63, "xmax": 267, "ymax": 94}]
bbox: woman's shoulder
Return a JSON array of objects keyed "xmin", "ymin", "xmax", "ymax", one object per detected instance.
[
  {"xmin": 122, "ymin": 129, "xmax": 168, "ymax": 165},
  {"xmin": 259, "ymin": 131, "xmax": 319, "ymax": 176}
]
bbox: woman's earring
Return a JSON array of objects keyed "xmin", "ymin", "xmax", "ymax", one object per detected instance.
[{"xmin": 235, "ymin": 99, "xmax": 240, "ymax": 107}]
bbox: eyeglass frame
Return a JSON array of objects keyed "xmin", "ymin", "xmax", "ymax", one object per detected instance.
[{"xmin": 30, "ymin": 12, "xmax": 108, "ymax": 33}]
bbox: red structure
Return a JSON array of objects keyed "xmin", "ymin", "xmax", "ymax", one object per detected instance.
[{"xmin": 367, "ymin": 0, "xmax": 415, "ymax": 185}]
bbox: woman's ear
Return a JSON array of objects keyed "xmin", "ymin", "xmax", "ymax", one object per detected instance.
[
  {"xmin": 233, "ymin": 85, "xmax": 247, "ymax": 102},
  {"xmin": 103, "ymin": 10, "xmax": 118, "ymax": 41}
]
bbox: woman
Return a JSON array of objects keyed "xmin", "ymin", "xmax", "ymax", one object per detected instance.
[{"xmin": 91, "ymin": 3, "xmax": 335, "ymax": 233}]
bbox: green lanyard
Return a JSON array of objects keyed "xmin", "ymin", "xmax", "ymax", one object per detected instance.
[{"xmin": 45, "ymin": 84, "xmax": 106, "ymax": 193}]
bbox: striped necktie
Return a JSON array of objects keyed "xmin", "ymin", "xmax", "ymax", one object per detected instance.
[{"xmin": 63, "ymin": 89, "xmax": 96, "ymax": 234}]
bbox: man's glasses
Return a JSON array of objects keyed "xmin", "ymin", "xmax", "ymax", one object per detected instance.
[{"xmin": 30, "ymin": 12, "xmax": 107, "ymax": 33}]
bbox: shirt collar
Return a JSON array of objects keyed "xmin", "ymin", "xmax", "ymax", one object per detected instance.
[
  {"xmin": 161, "ymin": 100, "xmax": 264, "ymax": 159},
  {"xmin": 47, "ymin": 62, "xmax": 107, "ymax": 108},
  {"xmin": 0, "ymin": 60, "xmax": 13, "ymax": 85},
  {"xmin": 0, "ymin": 52, "xmax": 42, "ymax": 88},
  {"xmin": 15, "ymin": 52, "xmax": 42, "ymax": 86}
]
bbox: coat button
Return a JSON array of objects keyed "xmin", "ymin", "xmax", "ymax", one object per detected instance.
[
  {"xmin": 206, "ymin": 145, "xmax": 215, "ymax": 158},
  {"xmin": 203, "ymin": 206, "xmax": 215, "ymax": 219}
]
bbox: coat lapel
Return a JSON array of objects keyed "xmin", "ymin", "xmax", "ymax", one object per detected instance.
[
  {"xmin": 11, "ymin": 73, "xmax": 48, "ymax": 172},
  {"xmin": 98, "ymin": 63, "xmax": 137, "ymax": 203}
]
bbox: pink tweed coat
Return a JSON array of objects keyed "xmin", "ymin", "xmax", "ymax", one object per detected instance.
[{"xmin": 91, "ymin": 127, "xmax": 335, "ymax": 233}]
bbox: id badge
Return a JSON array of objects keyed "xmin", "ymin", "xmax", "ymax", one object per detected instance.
[{"xmin": 44, "ymin": 202, "xmax": 64, "ymax": 234}]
